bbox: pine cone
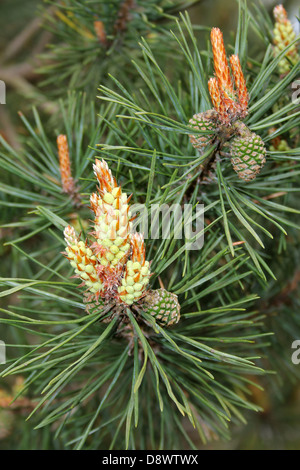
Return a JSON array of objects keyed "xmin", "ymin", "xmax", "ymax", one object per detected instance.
[
  {"xmin": 143, "ymin": 289, "xmax": 180, "ymax": 327},
  {"xmin": 189, "ymin": 110, "xmax": 218, "ymax": 151},
  {"xmin": 230, "ymin": 132, "xmax": 266, "ymax": 181}
]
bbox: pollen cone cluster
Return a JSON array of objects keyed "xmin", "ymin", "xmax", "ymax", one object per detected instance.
[
  {"xmin": 63, "ymin": 159, "xmax": 154, "ymax": 314},
  {"xmin": 273, "ymin": 4, "xmax": 299, "ymax": 74}
]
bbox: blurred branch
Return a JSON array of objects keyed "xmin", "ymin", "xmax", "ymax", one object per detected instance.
[
  {"xmin": 0, "ymin": 107, "xmax": 22, "ymax": 151},
  {"xmin": 1, "ymin": 6, "xmax": 54, "ymax": 62},
  {"xmin": 3, "ymin": 17, "xmax": 43, "ymax": 62}
]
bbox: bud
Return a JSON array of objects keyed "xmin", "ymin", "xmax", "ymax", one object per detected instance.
[
  {"xmin": 57, "ymin": 135, "xmax": 75, "ymax": 194},
  {"xmin": 63, "ymin": 225, "xmax": 104, "ymax": 295},
  {"xmin": 94, "ymin": 20, "xmax": 107, "ymax": 46},
  {"xmin": 62, "ymin": 159, "xmax": 153, "ymax": 313}
]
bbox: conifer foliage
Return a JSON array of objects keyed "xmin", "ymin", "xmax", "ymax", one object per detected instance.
[{"xmin": 0, "ymin": 0, "xmax": 300, "ymax": 450}]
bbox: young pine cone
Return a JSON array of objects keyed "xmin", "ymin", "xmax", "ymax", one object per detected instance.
[
  {"xmin": 230, "ymin": 132, "xmax": 266, "ymax": 182},
  {"xmin": 189, "ymin": 110, "xmax": 218, "ymax": 151}
]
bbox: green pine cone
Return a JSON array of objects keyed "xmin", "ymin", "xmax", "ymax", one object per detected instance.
[
  {"xmin": 230, "ymin": 132, "xmax": 266, "ymax": 181},
  {"xmin": 189, "ymin": 110, "xmax": 218, "ymax": 151},
  {"xmin": 143, "ymin": 289, "xmax": 180, "ymax": 327}
]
